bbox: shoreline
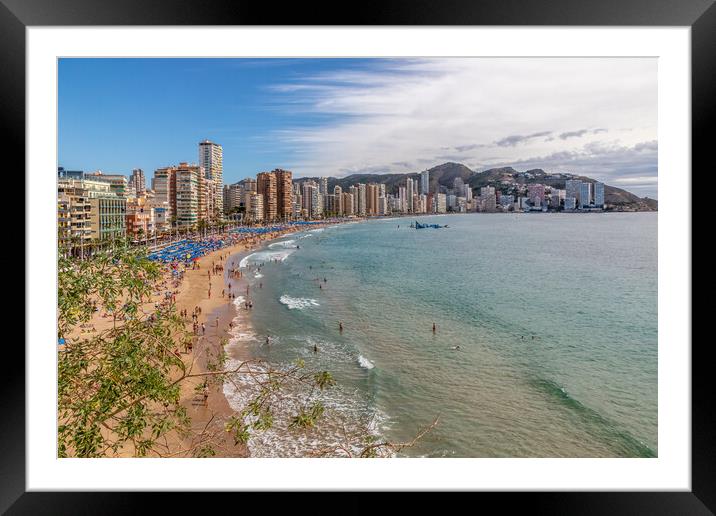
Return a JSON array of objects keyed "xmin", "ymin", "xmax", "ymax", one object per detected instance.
[{"xmin": 171, "ymin": 222, "xmax": 335, "ymax": 457}]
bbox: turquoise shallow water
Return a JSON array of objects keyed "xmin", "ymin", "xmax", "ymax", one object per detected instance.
[{"xmin": 223, "ymin": 213, "xmax": 657, "ymax": 457}]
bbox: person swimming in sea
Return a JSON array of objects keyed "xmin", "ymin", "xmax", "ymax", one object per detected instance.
[
  {"xmin": 451, "ymin": 345, "xmax": 461, "ymax": 350},
  {"xmin": 432, "ymin": 322, "xmax": 436, "ymax": 333},
  {"xmin": 313, "ymin": 343, "xmax": 318, "ymax": 353},
  {"xmin": 339, "ymin": 321, "xmax": 343, "ymax": 333}
]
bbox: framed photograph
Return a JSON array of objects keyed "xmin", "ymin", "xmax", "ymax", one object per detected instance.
[{"xmin": 8, "ymin": 0, "xmax": 710, "ymax": 510}]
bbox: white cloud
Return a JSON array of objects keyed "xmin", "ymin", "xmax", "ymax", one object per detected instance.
[{"xmin": 270, "ymin": 58, "xmax": 657, "ymax": 197}]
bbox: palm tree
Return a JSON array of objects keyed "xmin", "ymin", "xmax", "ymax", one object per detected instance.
[{"xmin": 197, "ymin": 219, "xmax": 208, "ymax": 238}]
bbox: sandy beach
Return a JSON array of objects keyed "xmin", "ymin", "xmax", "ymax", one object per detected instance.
[
  {"xmin": 62, "ymin": 222, "xmax": 333, "ymax": 457},
  {"xmin": 168, "ymin": 225, "xmax": 311, "ymax": 457}
]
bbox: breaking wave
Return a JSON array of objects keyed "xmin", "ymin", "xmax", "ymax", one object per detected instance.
[{"xmin": 279, "ymin": 295, "xmax": 320, "ymax": 310}]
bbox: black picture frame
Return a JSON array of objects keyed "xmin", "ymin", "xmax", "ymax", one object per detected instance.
[{"xmin": 5, "ymin": 0, "xmax": 710, "ymax": 512}]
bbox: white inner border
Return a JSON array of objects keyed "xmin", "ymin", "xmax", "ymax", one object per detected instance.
[{"xmin": 26, "ymin": 27, "xmax": 691, "ymax": 491}]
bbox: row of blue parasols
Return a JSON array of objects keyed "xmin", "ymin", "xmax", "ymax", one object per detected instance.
[{"xmin": 147, "ymin": 222, "xmax": 323, "ymax": 263}]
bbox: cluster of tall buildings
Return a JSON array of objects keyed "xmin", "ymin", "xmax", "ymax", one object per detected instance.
[
  {"xmin": 223, "ymin": 169, "xmax": 434, "ymax": 222},
  {"xmin": 472, "ymin": 179, "xmax": 605, "ymax": 212},
  {"xmin": 58, "ymin": 141, "xmax": 609, "ymax": 254},
  {"xmin": 57, "ymin": 140, "xmax": 225, "ymax": 251}
]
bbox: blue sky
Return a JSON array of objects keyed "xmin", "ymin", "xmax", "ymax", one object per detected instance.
[
  {"xmin": 59, "ymin": 58, "xmax": 658, "ymax": 197},
  {"xmin": 59, "ymin": 58, "xmax": 368, "ymax": 183}
]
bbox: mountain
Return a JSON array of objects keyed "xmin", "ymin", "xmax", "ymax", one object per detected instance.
[{"xmin": 294, "ymin": 162, "xmax": 656, "ymax": 210}]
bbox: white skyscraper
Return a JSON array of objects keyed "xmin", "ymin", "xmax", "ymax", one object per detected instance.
[
  {"xmin": 580, "ymin": 182, "xmax": 593, "ymax": 208},
  {"xmin": 463, "ymin": 184, "xmax": 472, "ymax": 201},
  {"xmin": 198, "ymin": 140, "xmax": 223, "ymax": 216},
  {"xmin": 594, "ymin": 182, "xmax": 605, "ymax": 207},
  {"xmin": 420, "ymin": 170, "xmax": 429, "ymax": 195},
  {"xmin": 406, "ymin": 177, "xmax": 414, "ymax": 212}
]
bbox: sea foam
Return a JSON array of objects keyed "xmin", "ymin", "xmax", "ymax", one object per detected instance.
[
  {"xmin": 358, "ymin": 355, "xmax": 375, "ymax": 370},
  {"xmin": 240, "ymin": 249, "xmax": 294, "ymax": 268},
  {"xmin": 279, "ymin": 295, "xmax": 320, "ymax": 310},
  {"xmin": 268, "ymin": 239, "xmax": 297, "ymax": 249}
]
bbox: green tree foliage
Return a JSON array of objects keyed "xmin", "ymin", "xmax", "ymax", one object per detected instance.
[{"xmin": 58, "ymin": 240, "xmax": 191, "ymax": 457}]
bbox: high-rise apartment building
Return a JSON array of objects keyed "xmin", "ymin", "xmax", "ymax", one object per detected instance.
[
  {"xmin": 565, "ymin": 179, "xmax": 582, "ymax": 205},
  {"xmin": 435, "ymin": 193, "xmax": 447, "ymax": 213},
  {"xmin": 128, "ymin": 168, "xmax": 146, "ymax": 197},
  {"xmin": 580, "ymin": 182, "xmax": 593, "ymax": 208},
  {"xmin": 333, "ymin": 185, "xmax": 343, "ymax": 215},
  {"xmin": 406, "ymin": 177, "xmax": 414, "ymax": 212},
  {"xmin": 420, "ymin": 170, "xmax": 430, "ymax": 195},
  {"xmin": 367, "ymin": 183, "xmax": 379, "ymax": 215},
  {"xmin": 453, "ymin": 177, "xmax": 464, "ymax": 195},
  {"xmin": 59, "ymin": 176, "xmax": 127, "ymax": 242},
  {"xmin": 57, "ymin": 178, "xmax": 92, "ymax": 252},
  {"xmin": 275, "ymin": 169, "xmax": 293, "ymax": 220},
  {"xmin": 342, "ymin": 192, "xmax": 354, "ymax": 215},
  {"xmin": 248, "ymin": 193, "xmax": 264, "ymax": 222},
  {"xmin": 175, "ymin": 162, "xmax": 203, "ymax": 228},
  {"xmin": 152, "ymin": 166, "xmax": 177, "ymax": 223},
  {"xmin": 257, "ymin": 171, "xmax": 278, "ymax": 221},
  {"xmin": 463, "ymin": 184, "xmax": 473, "ymax": 202},
  {"xmin": 198, "ymin": 140, "xmax": 223, "ymax": 217},
  {"xmin": 357, "ymin": 183, "xmax": 367, "ymax": 216},
  {"xmin": 594, "ymin": 182, "xmax": 605, "ymax": 207}
]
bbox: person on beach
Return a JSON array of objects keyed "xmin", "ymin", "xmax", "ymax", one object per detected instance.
[
  {"xmin": 201, "ymin": 323, "xmax": 205, "ymax": 335},
  {"xmin": 222, "ymin": 289, "xmax": 225, "ymax": 298},
  {"xmin": 202, "ymin": 383, "xmax": 209, "ymax": 406},
  {"xmin": 216, "ymin": 317, "xmax": 219, "ymax": 327}
]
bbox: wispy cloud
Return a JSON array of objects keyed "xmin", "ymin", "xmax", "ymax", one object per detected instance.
[
  {"xmin": 495, "ymin": 131, "xmax": 552, "ymax": 147},
  {"xmin": 266, "ymin": 58, "xmax": 657, "ymax": 197},
  {"xmin": 559, "ymin": 128, "xmax": 608, "ymax": 140}
]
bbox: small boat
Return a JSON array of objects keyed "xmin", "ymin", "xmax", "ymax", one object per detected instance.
[{"xmin": 414, "ymin": 221, "xmax": 447, "ymax": 229}]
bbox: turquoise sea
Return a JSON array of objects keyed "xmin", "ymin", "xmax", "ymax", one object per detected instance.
[{"xmin": 222, "ymin": 213, "xmax": 657, "ymax": 457}]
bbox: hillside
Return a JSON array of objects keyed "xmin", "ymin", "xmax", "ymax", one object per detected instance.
[{"xmin": 294, "ymin": 162, "xmax": 657, "ymax": 210}]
